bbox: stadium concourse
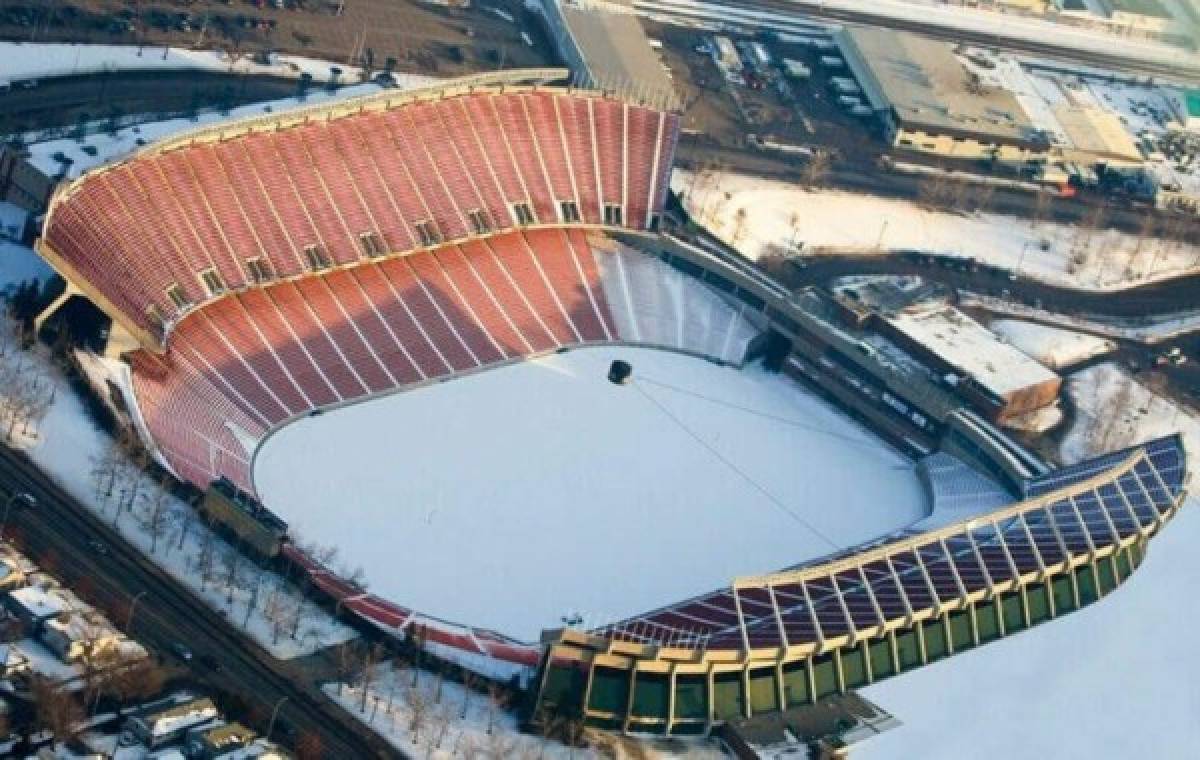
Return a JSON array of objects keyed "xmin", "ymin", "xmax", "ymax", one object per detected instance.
[{"xmin": 32, "ymin": 66, "xmax": 1192, "ymax": 735}]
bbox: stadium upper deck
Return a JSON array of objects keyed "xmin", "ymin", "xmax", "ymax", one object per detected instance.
[{"xmin": 38, "ymin": 73, "xmax": 680, "ymax": 353}]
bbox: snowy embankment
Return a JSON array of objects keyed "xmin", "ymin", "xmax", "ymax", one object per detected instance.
[
  {"xmin": 675, "ymin": 169, "xmax": 1200, "ymax": 291},
  {"xmin": 0, "ymin": 42, "xmax": 359, "ymax": 86},
  {"xmin": 21, "ymin": 76, "xmax": 443, "ymax": 181},
  {"xmin": 861, "ymin": 363, "xmax": 1200, "ymax": 759},
  {"xmin": 989, "ymin": 319, "xmax": 1116, "ymax": 370},
  {"xmin": 324, "ymin": 660, "xmax": 726, "ymax": 759},
  {"xmin": 965, "ymin": 293, "xmax": 1200, "ymax": 345},
  {"xmin": 0, "ymin": 327, "xmax": 356, "ymax": 659},
  {"xmin": 0, "ymin": 203, "xmax": 54, "ymax": 293}
]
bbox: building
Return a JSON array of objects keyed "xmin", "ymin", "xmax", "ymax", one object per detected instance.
[
  {"xmin": 1167, "ymin": 88, "xmax": 1200, "ymax": 132},
  {"xmin": 882, "ymin": 304, "xmax": 1061, "ymax": 423},
  {"xmin": 200, "ymin": 478, "xmax": 288, "ymax": 559},
  {"xmin": 40, "ymin": 611, "xmax": 127, "ymax": 664},
  {"xmin": 5, "ymin": 585, "xmax": 69, "ymax": 631},
  {"xmin": 540, "ymin": 0, "xmax": 679, "ymax": 110},
  {"xmin": 0, "ymin": 144, "xmax": 58, "ymax": 213},
  {"xmin": 126, "ymin": 696, "xmax": 221, "ymax": 749},
  {"xmin": 835, "ymin": 27, "xmax": 1048, "ymax": 163},
  {"xmin": 1053, "ymin": 105, "xmax": 1145, "ymax": 166},
  {"xmin": 186, "ymin": 722, "xmax": 257, "ymax": 759}
]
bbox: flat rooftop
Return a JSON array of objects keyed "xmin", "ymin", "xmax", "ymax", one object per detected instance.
[
  {"xmin": 553, "ymin": 1, "xmax": 678, "ymax": 110},
  {"xmin": 885, "ymin": 304, "xmax": 1059, "ymax": 398},
  {"xmin": 839, "ymin": 26, "xmax": 1042, "ymax": 147}
]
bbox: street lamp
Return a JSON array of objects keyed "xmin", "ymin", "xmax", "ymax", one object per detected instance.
[
  {"xmin": 126, "ymin": 591, "xmax": 148, "ymax": 635},
  {"xmin": 267, "ymin": 696, "xmax": 289, "ymax": 744}
]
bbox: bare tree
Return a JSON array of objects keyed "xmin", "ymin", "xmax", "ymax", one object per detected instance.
[
  {"xmin": 800, "ymin": 149, "xmax": 831, "ymax": 188},
  {"xmin": 140, "ymin": 476, "xmax": 173, "ymax": 555},
  {"xmin": 31, "ymin": 676, "xmax": 84, "ymax": 743}
]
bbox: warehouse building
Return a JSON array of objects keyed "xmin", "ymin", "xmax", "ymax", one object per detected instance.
[
  {"xmin": 835, "ymin": 27, "xmax": 1050, "ymax": 163},
  {"xmin": 540, "ymin": 0, "xmax": 679, "ymax": 110}
]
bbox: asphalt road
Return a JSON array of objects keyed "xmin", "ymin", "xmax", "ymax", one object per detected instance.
[{"xmin": 0, "ymin": 446, "xmax": 401, "ymax": 760}]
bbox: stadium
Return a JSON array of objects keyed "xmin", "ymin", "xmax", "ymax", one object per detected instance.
[{"xmin": 33, "ymin": 68, "xmax": 1189, "ymax": 738}]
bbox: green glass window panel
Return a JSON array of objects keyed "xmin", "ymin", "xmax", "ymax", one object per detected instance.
[
  {"xmin": 781, "ymin": 661, "xmax": 810, "ymax": 707},
  {"xmin": 588, "ymin": 668, "xmax": 631, "ymax": 715},
  {"xmin": 1075, "ymin": 565, "xmax": 1099, "ymax": 605},
  {"xmin": 670, "ymin": 722, "xmax": 707, "ymax": 736},
  {"xmin": 1001, "ymin": 592, "xmax": 1026, "ymax": 632},
  {"xmin": 585, "ymin": 716, "xmax": 623, "ymax": 731},
  {"xmin": 869, "ymin": 638, "xmax": 895, "ymax": 679},
  {"xmin": 713, "ymin": 672, "xmax": 744, "ymax": 721},
  {"xmin": 948, "ymin": 611, "xmax": 974, "ymax": 651},
  {"xmin": 1115, "ymin": 549, "xmax": 1132, "ymax": 580},
  {"xmin": 542, "ymin": 664, "xmax": 586, "ymax": 712},
  {"xmin": 1128, "ymin": 542, "xmax": 1143, "ymax": 566},
  {"xmin": 632, "ymin": 674, "xmax": 670, "ymax": 721},
  {"xmin": 748, "ymin": 669, "xmax": 779, "ymax": 714},
  {"xmin": 674, "ymin": 675, "xmax": 708, "ymax": 721},
  {"xmin": 975, "ymin": 601, "xmax": 1002, "ymax": 642},
  {"xmin": 921, "ymin": 619, "xmax": 948, "ymax": 661},
  {"xmin": 813, "ymin": 655, "xmax": 839, "ymax": 699},
  {"xmin": 1051, "ymin": 575, "xmax": 1076, "ymax": 615},
  {"xmin": 896, "ymin": 630, "xmax": 922, "ymax": 670},
  {"xmin": 1097, "ymin": 557, "xmax": 1117, "ymax": 594},
  {"xmin": 1027, "ymin": 584, "xmax": 1051, "ymax": 624},
  {"xmin": 627, "ymin": 719, "xmax": 666, "ymax": 734},
  {"xmin": 840, "ymin": 648, "xmax": 868, "ymax": 689}
]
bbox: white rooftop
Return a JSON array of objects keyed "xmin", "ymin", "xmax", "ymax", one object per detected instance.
[
  {"xmin": 8, "ymin": 585, "xmax": 69, "ymax": 619},
  {"xmin": 886, "ymin": 305, "xmax": 1059, "ymax": 398}
]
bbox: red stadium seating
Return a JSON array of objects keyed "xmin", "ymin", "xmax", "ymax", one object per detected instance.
[
  {"xmin": 131, "ymin": 232, "xmax": 616, "ymax": 489},
  {"xmin": 43, "ymin": 88, "xmax": 678, "ymax": 341}
]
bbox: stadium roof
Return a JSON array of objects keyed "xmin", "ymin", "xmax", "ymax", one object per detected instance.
[
  {"xmin": 546, "ymin": 0, "xmax": 679, "ymax": 111},
  {"xmin": 837, "ymin": 27, "xmax": 1043, "ymax": 148}
]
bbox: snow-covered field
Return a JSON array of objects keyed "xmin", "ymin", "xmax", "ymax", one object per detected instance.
[
  {"xmin": 255, "ymin": 346, "xmax": 925, "ymax": 641},
  {"xmin": 989, "ymin": 319, "xmax": 1116, "ymax": 370},
  {"xmin": 861, "ymin": 363, "xmax": 1200, "ymax": 759},
  {"xmin": 676, "ymin": 170, "xmax": 1200, "ymax": 290},
  {"xmin": 0, "ymin": 42, "xmax": 366, "ymax": 85}
]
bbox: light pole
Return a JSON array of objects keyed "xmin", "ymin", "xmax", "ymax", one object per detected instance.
[
  {"xmin": 126, "ymin": 591, "xmax": 148, "ymax": 635},
  {"xmin": 267, "ymin": 696, "xmax": 289, "ymax": 744}
]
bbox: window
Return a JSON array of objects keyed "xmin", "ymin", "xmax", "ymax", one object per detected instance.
[
  {"xmin": 244, "ymin": 257, "xmax": 272, "ymax": 284},
  {"xmin": 200, "ymin": 269, "xmax": 226, "ymax": 296},
  {"xmin": 603, "ymin": 203, "xmax": 624, "ymax": 226},
  {"xmin": 559, "ymin": 200, "xmax": 581, "ymax": 224},
  {"xmin": 166, "ymin": 284, "xmax": 190, "ymax": 311},
  {"xmin": 467, "ymin": 209, "xmax": 491, "ymax": 236},
  {"xmin": 303, "ymin": 244, "xmax": 332, "ymax": 272},
  {"xmin": 511, "ymin": 201, "xmax": 536, "ymax": 226},
  {"xmin": 414, "ymin": 220, "xmax": 440, "ymax": 248},
  {"xmin": 358, "ymin": 232, "xmax": 387, "ymax": 258}
]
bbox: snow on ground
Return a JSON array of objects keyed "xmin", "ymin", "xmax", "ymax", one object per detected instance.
[
  {"xmin": 5, "ymin": 341, "xmax": 357, "ymax": 660},
  {"xmin": 0, "ymin": 42, "xmax": 380, "ymax": 85},
  {"xmin": 964, "ymin": 293, "xmax": 1200, "ymax": 345},
  {"xmin": 0, "ymin": 203, "xmax": 53, "ymax": 294},
  {"xmin": 859, "ymin": 363, "xmax": 1200, "ymax": 760},
  {"xmin": 22, "ymin": 81, "xmax": 395, "ymax": 181},
  {"xmin": 255, "ymin": 346, "xmax": 925, "ymax": 642},
  {"xmin": 325, "ymin": 659, "xmax": 726, "ymax": 760},
  {"xmin": 675, "ymin": 169, "xmax": 1200, "ymax": 290},
  {"xmin": 989, "ymin": 319, "xmax": 1117, "ymax": 370}
]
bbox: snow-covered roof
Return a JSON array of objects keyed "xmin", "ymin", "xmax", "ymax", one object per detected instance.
[
  {"xmin": 7, "ymin": 585, "xmax": 69, "ymax": 619},
  {"xmin": 885, "ymin": 304, "xmax": 1059, "ymax": 399}
]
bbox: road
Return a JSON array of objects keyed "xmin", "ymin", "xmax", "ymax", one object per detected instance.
[
  {"xmin": 636, "ymin": 0, "xmax": 1200, "ymax": 82},
  {"xmin": 0, "ymin": 446, "xmax": 401, "ymax": 760}
]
